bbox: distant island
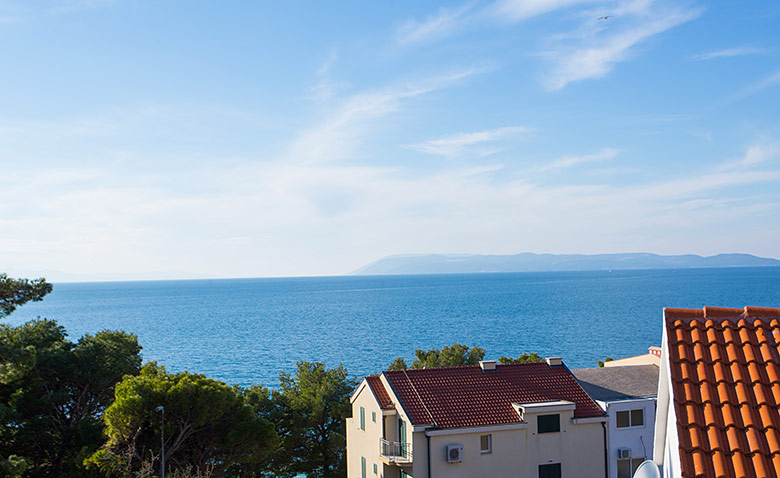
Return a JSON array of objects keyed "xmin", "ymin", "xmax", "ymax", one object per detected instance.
[{"xmin": 350, "ymin": 252, "xmax": 780, "ymax": 275}]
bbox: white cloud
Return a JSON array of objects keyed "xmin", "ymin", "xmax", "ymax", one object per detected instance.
[
  {"xmin": 290, "ymin": 68, "xmax": 480, "ymax": 164},
  {"xmin": 406, "ymin": 126, "xmax": 528, "ymax": 157},
  {"xmin": 487, "ymin": 0, "xmax": 596, "ymax": 22},
  {"xmin": 396, "ymin": 3, "xmax": 475, "ymax": 45},
  {"xmin": 536, "ymin": 147, "xmax": 620, "ymax": 172},
  {"xmin": 541, "ymin": 5, "xmax": 701, "ymax": 90},
  {"xmin": 727, "ymin": 70, "xmax": 780, "ymax": 104},
  {"xmin": 48, "ymin": 0, "xmax": 117, "ymax": 14},
  {"xmin": 719, "ymin": 142, "xmax": 780, "ymax": 171},
  {"xmin": 316, "ymin": 49, "xmax": 339, "ymax": 76},
  {"xmin": 692, "ymin": 46, "xmax": 765, "ymax": 61}
]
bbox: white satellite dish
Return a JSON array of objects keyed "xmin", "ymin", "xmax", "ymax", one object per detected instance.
[{"xmin": 633, "ymin": 460, "xmax": 660, "ymax": 478}]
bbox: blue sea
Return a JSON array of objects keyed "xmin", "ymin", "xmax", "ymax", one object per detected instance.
[{"xmin": 7, "ymin": 268, "xmax": 780, "ymax": 387}]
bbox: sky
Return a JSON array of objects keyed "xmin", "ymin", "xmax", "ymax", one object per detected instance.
[{"xmin": 1, "ymin": 0, "xmax": 780, "ymax": 281}]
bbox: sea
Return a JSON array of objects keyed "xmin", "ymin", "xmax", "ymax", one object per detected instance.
[{"xmin": 7, "ymin": 267, "xmax": 780, "ymax": 388}]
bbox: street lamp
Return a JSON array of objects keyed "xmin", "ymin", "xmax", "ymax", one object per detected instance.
[{"xmin": 156, "ymin": 406, "xmax": 165, "ymax": 478}]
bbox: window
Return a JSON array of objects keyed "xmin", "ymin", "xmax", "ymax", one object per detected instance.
[
  {"xmin": 360, "ymin": 406, "xmax": 365, "ymax": 430},
  {"xmin": 372, "ymin": 411, "xmax": 376, "ymax": 422},
  {"xmin": 361, "ymin": 457, "xmax": 366, "ymax": 478},
  {"xmin": 480, "ymin": 434, "xmax": 492, "ymax": 454},
  {"xmin": 373, "ymin": 463, "xmax": 377, "ymax": 475},
  {"xmin": 617, "ymin": 458, "xmax": 644, "ymax": 478},
  {"xmin": 400, "ymin": 471, "xmax": 409, "ymax": 478},
  {"xmin": 538, "ymin": 414, "xmax": 560, "ymax": 433},
  {"xmin": 616, "ymin": 409, "xmax": 644, "ymax": 428},
  {"xmin": 539, "ymin": 463, "xmax": 561, "ymax": 478},
  {"xmin": 631, "ymin": 409, "xmax": 644, "ymax": 426}
]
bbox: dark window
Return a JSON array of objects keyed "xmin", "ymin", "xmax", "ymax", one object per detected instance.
[
  {"xmin": 616, "ymin": 411, "xmax": 630, "ymax": 428},
  {"xmin": 538, "ymin": 414, "xmax": 560, "ymax": 433},
  {"xmin": 617, "ymin": 458, "xmax": 644, "ymax": 478},
  {"xmin": 616, "ymin": 409, "xmax": 644, "ymax": 428},
  {"xmin": 539, "ymin": 463, "xmax": 562, "ymax": 478},
  {"xmin": 480, "ymin": 434, "xmax": 492, "ymax": 453},
  {"xmin": 631, "ymin": 409, "xmax": 644, "ymax": 427}
]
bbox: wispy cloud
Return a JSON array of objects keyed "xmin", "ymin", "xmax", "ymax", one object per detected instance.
[
  {"xmin": 486, "ymin": 0, "xmax": 594, "ymax": 22},
  {"xmin": 406, "ymin": 126, "xmax": 528, "ymax": 157},
  {"xmin": 396, "ymin": 3, "xmax": 475, "ymax": 45},
  {"xmin": 692, "ymin": 46, "xmax": 766, "ymax": 61},
  {"xmin": 719, "ymin": 142, "xmax": 780, "ymax": 171},
  {"xmin": 396, "ymin": 0, "xmax": 702, "ymax": 91},
  {"xmin": 291, "ymin": 68, "xmax": 481, "ymax": 164},
  {"xmin": 536, "ymin": 147, "xmax": 620, "ymax": 172},
  {"xmin": 727, "ymin": 70, "xmax": 780, "ymax": 104},
  {"xmin": 316, "ymin": 49, "xmax": 339, "ymax": 76},
  {"xmin": 48, "ymin": 0, "xmax": 117, "ymax": 14},
  {"xmin": 541, "ymin": 4, "xmax": 701, "ymax": 90}
]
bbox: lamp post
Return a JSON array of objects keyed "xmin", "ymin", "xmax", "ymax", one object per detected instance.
[{"xmin": 156, "ymin": 406, "xmax": 165, "ymax": 478}]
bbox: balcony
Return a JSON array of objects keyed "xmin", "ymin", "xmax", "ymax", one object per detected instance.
[{"xmin": 379, "ymin": 438, "xmax": 412, "ymax": 465}]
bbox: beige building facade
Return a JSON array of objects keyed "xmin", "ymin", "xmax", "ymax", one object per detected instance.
[{"xmin": 347, "ymin": 360, "xmax": 607, "ymax": 478}]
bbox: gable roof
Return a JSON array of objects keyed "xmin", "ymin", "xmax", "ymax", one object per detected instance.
[
  {"xmin": 572, "ymin": 365, "xmax": 659, "ymax": 402},
  {"xmin": 366, "ymin": 375, "xmax": 394, "ymax": 409},
  {"xmin": 664, "ymin": 306, "xmax": 780, "ymax": 478},
  {"xmin": 382, "ymin": 361, "xmax": 603, "ymax": 429}
]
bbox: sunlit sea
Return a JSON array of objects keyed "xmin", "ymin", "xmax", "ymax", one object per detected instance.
[{"xmin": 8, "ymin": 268, "xmax": 780, "ymax": 387}]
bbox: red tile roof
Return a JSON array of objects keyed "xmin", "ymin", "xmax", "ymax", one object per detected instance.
[
  {"xmin": 665, "ymin": 306, "xmax": 780, "ymax": 478},
  {"xmin": 382, "ymin": 362, "xmax": 603, "ymax": 429},
  {"xmin": 366, "ymin": 376, "xmax": 394, "ymax": 409}
]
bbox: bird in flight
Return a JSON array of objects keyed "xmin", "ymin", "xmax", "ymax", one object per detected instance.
[{"xmin": 598, "ymin": 16, "xmax": 611, "ymax": 20}]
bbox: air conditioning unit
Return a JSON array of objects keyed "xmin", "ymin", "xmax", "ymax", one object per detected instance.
[
  {"xmin": 447, "ymin": 444, "xmax": 464, "ymax": 463},
  {"xmin": 618, "ymin": 447, "xmax": 632, "ymax": 459}
]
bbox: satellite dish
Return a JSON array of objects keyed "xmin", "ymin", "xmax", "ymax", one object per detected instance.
[{"xmin": 633, "ymin": 460, "xmax": 660, "ymax": 478}]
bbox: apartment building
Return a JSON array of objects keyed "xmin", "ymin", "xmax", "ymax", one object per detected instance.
[
  {"xmin": 573, "ymin": 365, "xmax": 659, "ymax": 478},
  {"xmin": 346, "ymin": 358, "xmax": 607, "ymax": 478}
]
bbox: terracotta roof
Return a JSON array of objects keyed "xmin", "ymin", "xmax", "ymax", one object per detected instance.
[
  {"xmin": 665, "ymin": 306, "xmax": 780, "ymax": 478},
  {"xmin": 366, "ymin": 376, "xmax": 394, "ymax": 409},
  {"xmin": 382, "ymin": 362, "xmax": 603, "ymax": 429}
]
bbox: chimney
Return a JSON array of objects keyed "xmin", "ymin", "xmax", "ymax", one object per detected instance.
[
  {"xmin": 545, "ymin": 357, "xmax": 563, "ymax": 367},
  {"xmin": 479, "ymin": 360, "xmax": 497, "ymax": 371}
]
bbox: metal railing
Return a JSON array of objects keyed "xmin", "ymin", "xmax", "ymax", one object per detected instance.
[{"xmin": 379, "ymin": 438, "xmax": 412, "ymax": 462}]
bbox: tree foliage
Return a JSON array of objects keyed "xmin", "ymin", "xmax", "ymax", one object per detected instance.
[
  {"xmin": 0, "ymin": 274, "xmax": 52, "ymax": 318},
  {"xmin": 271, "ymin": 362, "xmax": 356, "ymax": 478},
  {"xmin": 597, "ymin": 357, "xmax": 614, "ymax": 367},
  {"xmin": 0, "ymin": 319, "xmax": 142, "ymax": 478},
  {"xmin": 498, "ymin": 352, "xmax": 543, "ymax": 364},
  {"xmin": 387, "ymin": 356, "xmax": 408, "ymax": 371},
  {"xmin": 86, "ymin": 362, "xmax": 277, "ymax": 478},
  {"xmin": 388, "ymin": 343, "xmax": 486, "ymax": 370}
]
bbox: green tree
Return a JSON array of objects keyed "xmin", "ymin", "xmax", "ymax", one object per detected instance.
[
  {"xmin": 0, "ymin": 274, "xmax": 52, "ymax": 318},
  {"xmin": 410, "ymin": 343, "xmax": 485, "ymax": 369},
  {"xmin": 0, "ymin": 319, "xmax": 142, "ymax": 478},
  {"xmin": 597, "ymin": 357, "xmax": 614, "ymax": 368},
  {"xmin": 86, "ymin": 362, "xmax": 277, "ymax": 478},
  {"xmin": 387, "ymin": 357, "xmax": 408, "ymax": 371},
  {"xmin": 498, "ymin": 352, "xmax": 543, "ymax": 364},
  {"xmin": 272, "ymin": 362, "xmax": 357, "ymax": 478}
]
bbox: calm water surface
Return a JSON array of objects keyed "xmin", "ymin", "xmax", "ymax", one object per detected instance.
[{"xmin": 8, "ymin": 268, "xmax": 780, "ymax": 387}]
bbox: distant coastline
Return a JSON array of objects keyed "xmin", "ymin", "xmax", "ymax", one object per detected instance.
[{"xmin": 351, "ymin": 252, "xmax": 780, "ymax": 275}]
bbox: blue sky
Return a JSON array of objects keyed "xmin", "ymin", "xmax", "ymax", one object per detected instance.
[{"xmin": 1, "ymin": 0, "xmax": 779, "ymax": 281}]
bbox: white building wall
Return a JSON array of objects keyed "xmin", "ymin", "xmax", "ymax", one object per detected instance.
[{"xmin": 604, "ymin": 398, "xmax": 657, "ymax": 478}]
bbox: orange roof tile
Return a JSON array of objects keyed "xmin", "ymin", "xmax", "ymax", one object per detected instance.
[
  {"xmin": 665, "ymin": 306, "xmax": 780, "ymax": 478},
  {"xmin": 366, "ymin": 376, "xmax": 394, "ymax": 409},
  {"xmin": 383, "ymin": 362, "xmax": 603, "ymax": 429}
]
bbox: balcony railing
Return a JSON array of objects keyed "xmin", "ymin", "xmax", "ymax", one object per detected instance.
[{"xmin": 379, "ymin": 438, "xmax": 412, "ymax": 464}]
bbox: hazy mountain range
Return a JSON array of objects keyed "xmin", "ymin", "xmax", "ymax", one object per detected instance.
[{"xmin": 350, "ymin": 253, "xmax": 780, "ymax": 275}]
